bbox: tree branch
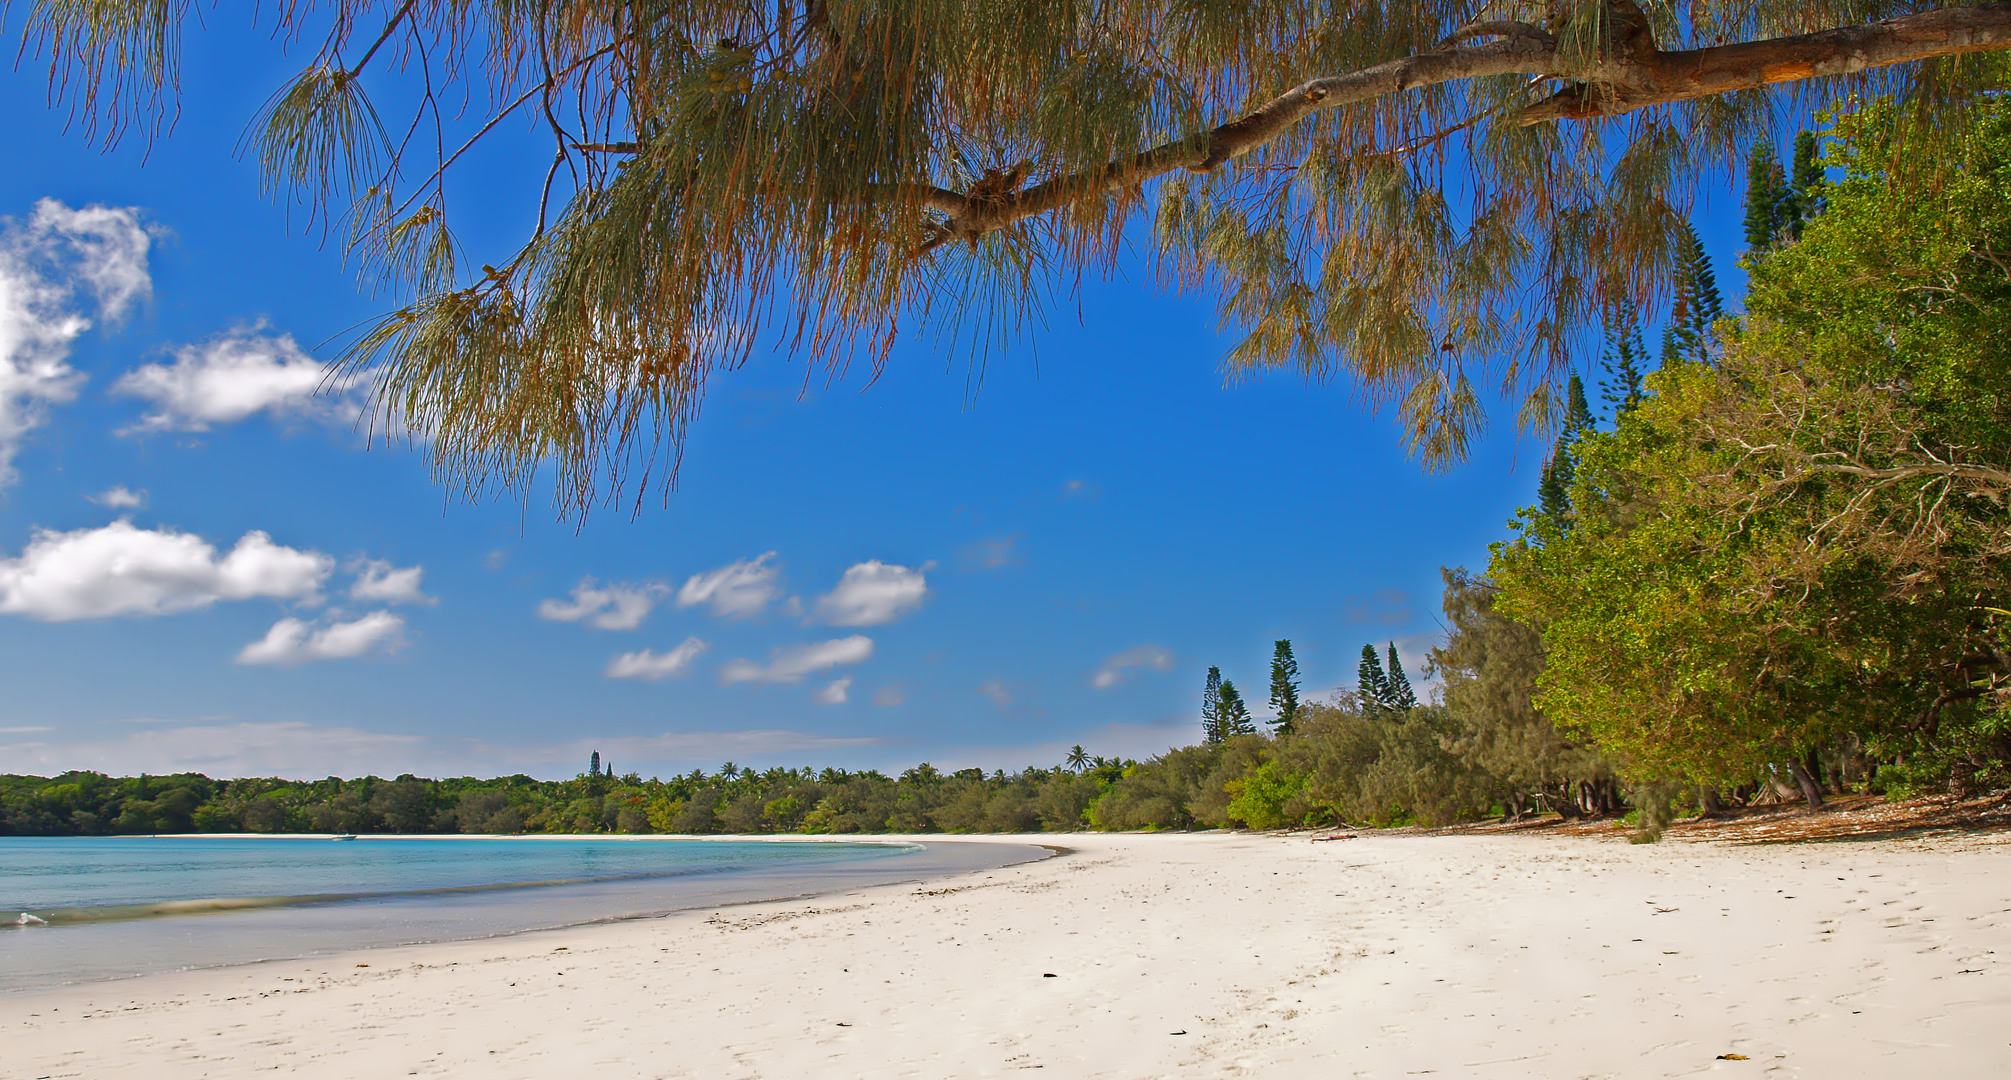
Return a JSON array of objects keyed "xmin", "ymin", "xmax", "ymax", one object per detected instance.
[
  {"xmin": 1521, "ymin": 4, "xmax": 2011, "ymax": 123},
  {"xmin": 928, "ymin": 5, "xmax": 2011, "ymax": 243}
]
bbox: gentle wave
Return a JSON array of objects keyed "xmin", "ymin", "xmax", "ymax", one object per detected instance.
[{"xmin": 8, "ymin": 863, "xmax": 769, "ymax": 927}]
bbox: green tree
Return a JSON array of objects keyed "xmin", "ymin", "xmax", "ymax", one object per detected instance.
[
  {"xmin": 1780, "ymin": 130, "xmax": 1827, "ymax": 238},
  {"xmin": 1431, "ymin": 568, "xmax": 1615, "ymax": 820},
  {"xmin": 1357, "ymin": 645, "xmax": 1390, "ymax": 715},
  {"xmin": 1217, "ymin": 681, "xmax": 1256, "ymax": 738},
  {"xmin": 1659, "ymin": 223, "xmax": 1723, "ymax": 365},
  {"xmin": 1493, "ymin": 99, "xmax": 2011, "ymax": 805},
  {"xmin": 1268, "ymin": 640, "xmax": 1301, "ymax": 735},
  {"xmin": 1201, "ymin": 666, "xmax": 1224, "ymax": 744},
  {"xmin": 1537, "ymin": 374, "xmax": 1597, "ymax": 524},
  {"xmin": 1384, "ymin": 643, "xmax": 1419, "ymax": 712},
  {"xmin": 24, "ymin": 3, "xmax": 2011, "ymax": 511},
  {"xmin": 1064, "ymin": 745, "xmax": 1089, "ymax": 773},
  {"xmin": 1744, "ymin": 140, "xmax": 1789, "ymax": 249},
  {"xmin": 1598, "ymin": 309, "xmax": 1650, "ymax": 421}
]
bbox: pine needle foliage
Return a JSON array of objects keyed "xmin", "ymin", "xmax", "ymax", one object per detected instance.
[
  {"xmin": 1385, "ymin": 641, "xmax": 1419, "ymax": 711},
  {"xmin": 1268, "ymin": 638, "xmax": 1301, "ymax": 735},
  {"xmin": 1202, "ymin": 664, "xmax": 1224, "ymax": 744},
  {"xmin": 1598, "ymin": 307, "xmax": 1648, "ymax": 419},
  {"xmin": 1357, "ymin": 643, "xmax": 1390, "ymax": 715},
  {"xmin": 18, "ymin": 1, "xmax": 2011, "ymax": 515},
  {"xmin": 1659, "ymin": 222, "xmax": 1720, "ymax": 364}
]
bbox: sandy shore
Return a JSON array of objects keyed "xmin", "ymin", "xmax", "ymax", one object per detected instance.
[{"xmin": 4, "ymin": 830, "xmax": 2007, "ymax": 1078}]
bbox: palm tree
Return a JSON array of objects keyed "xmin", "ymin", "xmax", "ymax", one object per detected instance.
[{"xmin": 1065, "ymin": 745, "xmax": 1089, "ymax": 773}]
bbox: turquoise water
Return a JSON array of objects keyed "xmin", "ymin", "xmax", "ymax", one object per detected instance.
[{"xmin": 0, "ymin": 836, "xmax": 1045, "ymax": 992}]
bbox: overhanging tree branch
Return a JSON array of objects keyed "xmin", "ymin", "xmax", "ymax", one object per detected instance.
[{"xmin": 930, "ymin": 5, "xmax": 2011, "ymax": 242}]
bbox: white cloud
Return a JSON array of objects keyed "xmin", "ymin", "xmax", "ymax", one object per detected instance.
[
  {"xmin": 815, "ymin": 676, "xmax": 853, "ymax": 705},
  {"xmin": 0, "ymin": 520, "xmax": 330, "ymax": 620},
  {"xmin": 721, "ymin": 634, "xmax": 874, "ymax": 685},
  {"xmin": 977, "ymin": 679, "xmax": 1012, "ymax": 707},
  {"xmin": 0, "ymin": 199, "xmax": 151, "ymax": 486},
  {"xmin": 348, "ymin": 558, "xmax": 434, "ymax": 605},
  {"xmin": 872, "ymin": 684, "xmax": 906, "ymax": 707},
  {"xmin": 0, "ymin": 725, "xmax": 52, "ymax": 734},
  {"xmin": 114, "ymin": 326, "xmax": 343, "ymax": 433},
  {"xmin": 87, "ymin": 485, "xmax": 146, "ymax": 509},
  {"xmin": 236, "ymin": 610, "xmax": 406, "ymax": 666},
  {"xmin": 605, "ymin": 637, "xmax": 709, "ymax": 681},
  {"xmin": 1091, "ymin": 644, "xmax": 1176, "ymax": 689},
  {"xmin": 813, "ymin": 560, "xmax": 929, "ymax": 626},
  {"xmin": 538, "ymin": 577, "xmax": 664, "ymax": 631},
  {"xmin": 677, "ymin": 552, "xmax": 781, "ymax": 618}
]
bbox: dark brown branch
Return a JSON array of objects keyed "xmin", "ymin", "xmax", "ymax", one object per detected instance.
[
  {"xmin": 926, "ymin": 5, "xmax": 2011, "ymax": 243},
  {"xmin": 1521, "ymin": 4, "xmax": 2011, "ymax": 123}
]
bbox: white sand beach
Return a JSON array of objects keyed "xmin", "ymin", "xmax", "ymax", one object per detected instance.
[{"xmin": 5, "ymin": 830, "xmax": 2007, "ymax": 1079}]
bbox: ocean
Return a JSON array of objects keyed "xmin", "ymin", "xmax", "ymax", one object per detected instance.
[{"xmin": 0, "ymin": 835, "xmax": 1044, "ymax": 992}]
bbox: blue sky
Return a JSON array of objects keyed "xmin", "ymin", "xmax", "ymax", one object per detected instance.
[{"xmin": 0, "ymin": 20, "xmax": 1751, "ymax": 780}]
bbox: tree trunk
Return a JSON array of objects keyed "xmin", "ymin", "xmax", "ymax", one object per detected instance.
[
  {"xmin": 1803, "ymin": 748, "xmax": 1828, "ymax": 795},
  {"xmin": 1789, "ymin": 758, "xmax": 1826, "ymax": 810},
  {"xmin": 1698, "ymin": 786, "xmax": 1726, "ymax": 818}
]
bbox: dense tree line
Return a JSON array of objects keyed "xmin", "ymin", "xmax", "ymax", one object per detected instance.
[{"xmin": 0, "ymin": 759, "xmax": 1125, "ymax": 838}]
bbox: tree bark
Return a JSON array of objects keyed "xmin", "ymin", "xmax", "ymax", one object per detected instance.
[
  {"xmin": 1698, "ymin": 785, "xmax": 1726, "ymax": 818},
  {"xmin": 1789, "ymin": 757, "xmax": 1827, "ymax": 810},
  {"xmin": 928, "ymin": 5, "xmax": 2011, "ymax": 242}
]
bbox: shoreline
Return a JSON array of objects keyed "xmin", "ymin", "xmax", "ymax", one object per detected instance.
[
  {"xmin": 1, "ymin": 836, "xmax": 1054, "ymax": 995},
  {"xmin": 4, "ymin": 830, "xmax": 2007, "ymax": 1077}
]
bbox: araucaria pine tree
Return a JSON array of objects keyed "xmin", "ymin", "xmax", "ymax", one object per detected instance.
[
  {"xmin": 589, "ymin": 751, "xmax": 601, "ymax": 778},
  {"xmin": 1538, "ymin": 375, "xmax": 1596, "ymax": 524},
  {"xmin": 1781, "ymin": 131, "xmax": 1826, "ymax": 239},
  {"xmin": 1216, "ymin": 681, "xmax": 1256, "ymax": 737},
  {"xmin": 1743, "ymin": 141, "xmax": 1790, "ymax": 249},
  {"xmin": 1384, "ymin": 643, "xmax": 1419, "ymax": 713},
  {"xmin": 1201, "ymin": 666, "xmax": 1224, "ymax": 744},
  {"xmin": 1268, "ymin": 640, "xmax": 1301, "ymax": 735},
  {"xmin": 1659, "ymin": 224, "xmax": 1723, "ymax": 365},
  {"xmin": 1358, "ymin": 645, "xmax": 1391, "ymax": 716},
  {"xmin": 1598, "ymin": 309, "xmax": 1649, "ymax": 420}
]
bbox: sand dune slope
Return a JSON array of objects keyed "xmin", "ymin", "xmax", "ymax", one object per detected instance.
[{"xmin": 4, "ymin": 831, "xmax": 2007, "ymax": 1078}]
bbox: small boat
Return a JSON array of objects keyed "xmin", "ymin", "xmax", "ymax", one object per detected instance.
[{"xmin": 331, "ymin": 834, "xmax": 358, "ymax": 842}]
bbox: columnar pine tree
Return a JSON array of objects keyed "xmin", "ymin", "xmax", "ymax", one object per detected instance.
[
  {"xmin": 1201, "ymin": 666, "xmax": 1224, "ymax": 744},
  {"xmin": 1268, "ymin": 640, "xmax": 1302, "ymax": 735},
  {"xmin": 1538, "ymin": 375, "xmax": 1597, "ymax": 524},
  {"xmin": 1598, "ymin": 309, "xmax": 1649, "ymax": 420},
  {"xmin": 1358, "ymin": 645, "xmax": 1391, "ymax": 715},
  {"xmin": 1216, "ymin": 681, "xmax": 1256, "ymax": 737},
  {"xmin": 1743, "ymin": 141, "xmax": 1790, "ymax": 249},
  {"xmin": 1659, "ymin": 224, "xmax": 1723, "ymax": 365},
  {"xmin": 1385, "ymin": 644, "xmax": 1419, "ymax": 712},
  {"xmin": 589, "ymin": 751, "xmax": 601, "ymax": 778},
  {"xmin": 1782, "ymin": 130, "xmax": 1826, "ymax": 239}
]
